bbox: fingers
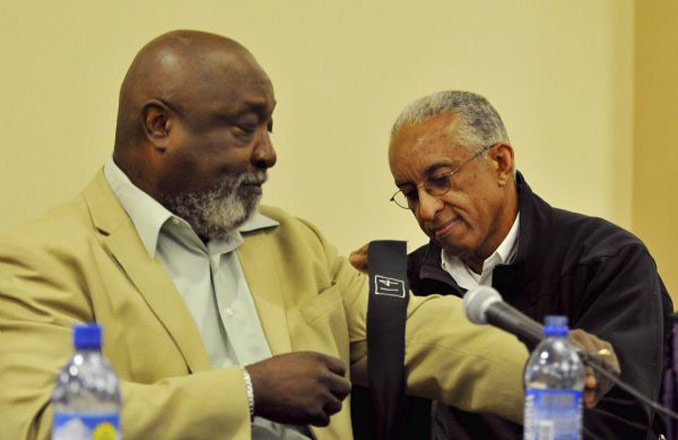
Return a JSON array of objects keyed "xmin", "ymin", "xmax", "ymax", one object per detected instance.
[
  {"xmin": 318, "ymin": 354, "xmax": 351, "ymax": 399},
  {"xmin": 348, "ymin": 244, "xmax": 369, "ymax": 272},
  {"xmin": 245, "ymin": 352, "xmax": 351, "ymax": 426},
  {"xmin": 326, "ymin": 371, "xmax": 352, "ymax": 400},
  {"xmin": 310, "ymin": 354, "xmax": 351, "ymax": 425},
  {"xmin": 584, "ymin": 389, "xmax": 596, "ymax": 408},
  {"xmin": 568, "ymin": 329, "xmax": 597, "ymax": 354},
  {"xmin": 306, "ymin": 379, "xmax": 350, "ymax": 427},
  {"xmin": 323, "ymin": 353, "xmax": 347, "ymax": 376},
  {"xmin": 309, "ymin": 394, "xmax": 343, "ymax": 427},
  {"xmin": 302, "ymin": 357, "xmax": 349, "ymax": 427},
  {"xmin": 568, "ymin": 329, "xmax": 621, "ymax": 408},
  {"xmin": 569, "ymin": 329, "xmax": 601, "ymax": 389},
  {"xmin": 583, "ymin": 365, "xmax": 597, "ymax": 408},
  {"xmin": 352, "ymin": 243, "xmax": 368, "ymax": 255},
  {"xmin": 569, "ymin": 329, "xmax": 620, "ymax": 375},
  {"xmin": 597, "ymin": 340, "xmax": 620, "ymax": 375},
  {"xmin": 308, "ymin": 394, "xmax": 349, "ymax": 427}
]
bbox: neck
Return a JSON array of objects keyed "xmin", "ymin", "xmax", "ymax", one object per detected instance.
[{"xmin": 113, "ymin": 150, "xmax": 163, "ymax": 202}]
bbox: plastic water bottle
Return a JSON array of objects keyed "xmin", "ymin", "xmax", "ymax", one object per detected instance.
[
  {"xmin": 524, "ymin": 315, "xmax": 585, "ymax": 440},
  {"xmin": 51, "ymin": 324, "xmax": 122, "ymax": 440}
]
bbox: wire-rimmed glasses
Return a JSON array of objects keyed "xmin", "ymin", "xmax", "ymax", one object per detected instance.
[{"xmin": 389, "ymin": 144, "xmax": 494, "ymax": 210}]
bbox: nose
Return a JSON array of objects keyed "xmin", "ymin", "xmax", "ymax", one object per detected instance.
[
  {"xmin": 251, "ymin": 130, "xmax": 277, "ymax": 169},
  {"xmin": 416, "ymin": 188, "xmax": 443, "ymax": 221}
]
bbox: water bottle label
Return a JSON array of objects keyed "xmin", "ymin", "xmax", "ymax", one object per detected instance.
[
  {"xmin": 524, "ymin": 389, "xmax": 582, "ymax": 440},
  {"xmin": 53, "ymin": 412, "xmax": 121, "ymax": 440}
]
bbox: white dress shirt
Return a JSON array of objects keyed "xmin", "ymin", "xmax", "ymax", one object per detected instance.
[
  {"xmin": 104, "ymin": 159, "xmax": 311, "ymax": 440},
  {"xmin": 441, "ymin": 214, "xmax": 520, "ymax": 291}
]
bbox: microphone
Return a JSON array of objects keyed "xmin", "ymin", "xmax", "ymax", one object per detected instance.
[
  {"xmin": 463, "ymin": 286, "xmax": 544, "ymax": 349},
  {"xmin": 463, "ymin": 286, "xmax": 678, "ymax": 425}
]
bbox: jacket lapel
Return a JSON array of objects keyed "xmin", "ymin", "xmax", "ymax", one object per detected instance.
[
  {"xmin": 237, "ymin": 232, "xmax": 293, "ymax": 356},
  {"xmin": 83, "ymin": 171, "xmax": 212, "ymax": 373}
]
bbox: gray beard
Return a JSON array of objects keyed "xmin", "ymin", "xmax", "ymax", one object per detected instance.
[{"xmin": 161, "ymin": 171, "xmax": 266, "ymax": 240}]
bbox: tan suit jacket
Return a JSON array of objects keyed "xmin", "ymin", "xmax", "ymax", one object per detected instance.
[{"xmin": 0, "ymin": 171, "xmax": 528, "ymax": 440}]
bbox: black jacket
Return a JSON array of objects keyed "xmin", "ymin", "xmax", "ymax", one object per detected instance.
[{"xmin": 408, "ymin": 172, "xmax": 673, "ymax": 440}]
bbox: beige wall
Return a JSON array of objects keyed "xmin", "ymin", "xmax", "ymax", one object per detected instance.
[
  {"xmin": 0, "ymin": 1, "xmax": 633, "ymax": 258},
  {"xmin": 635, "ymin": 0, "xmax": 678, "ymax": 305}
]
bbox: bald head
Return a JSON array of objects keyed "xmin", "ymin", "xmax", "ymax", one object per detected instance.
[
  {"xmin": 114, "ymin": 30, "xmax": 268, "ymax": 153},
  {"xmin": 110, "ymin": 31, "xmax": 277, "ymax": 236}
]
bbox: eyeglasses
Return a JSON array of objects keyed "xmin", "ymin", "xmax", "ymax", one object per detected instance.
[{"xmin": 389, "ymin": 144, "xmax": 494, "ymax": 210}]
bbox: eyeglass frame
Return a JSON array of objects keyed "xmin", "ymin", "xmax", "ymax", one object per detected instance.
[{"xmin": 389, "ymin": 144, "xmax": 495, "ymax": 210}]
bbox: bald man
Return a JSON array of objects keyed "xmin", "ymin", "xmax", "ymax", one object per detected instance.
[{"xmin": 0, "ymin": 31, "xmax": 609, "ymax": 440}]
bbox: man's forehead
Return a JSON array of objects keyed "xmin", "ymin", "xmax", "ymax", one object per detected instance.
[
  {"xmin": 391, "ymin": 120, "xmax": 466, "ymax": 162},
  {"xmin": 206, "ymin": 79, "xmax": 276, "ymax": 113},
  {"xmin": 184, "ymin": 52, "xmax": 275, "ymax": 112},
  {"xmin": 394, "ymin": 113, "xmax": 460, "ymax": 145},
  {"xmin": 389, "ymin": 117, "xmax": 470, "ymax": 184}
]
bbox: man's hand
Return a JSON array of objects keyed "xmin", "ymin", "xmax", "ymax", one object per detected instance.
[
  {"xmin": 245, "ymin": 352, "xmax": 352, "ymax": 427},
  {"xmin": 567, "ymin": 329, "xmax": 620, "ymax": 408},
  {"xmin": 348, "ymin": 244, "xmax": 369, "ymax": 273}
]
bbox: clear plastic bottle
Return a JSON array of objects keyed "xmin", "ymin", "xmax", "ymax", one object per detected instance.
[
  {"xmin": 51, "ymin": 324, "xmax": 122, "ymax": 440},
  {"xmin": 524, "ymin": 315, "xmax": 585, "ymax": 440}
]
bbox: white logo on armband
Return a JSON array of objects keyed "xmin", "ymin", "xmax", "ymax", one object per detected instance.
[{"xmin": 374, "ymin": 275, "xmax": 406, "ymax": 298}]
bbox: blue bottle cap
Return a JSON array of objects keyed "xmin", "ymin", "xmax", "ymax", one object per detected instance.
[
  {"xmin": 73, "ymin": 323, "xmax": 102, "ymax": 349},
  {"xmin": 543, "ymin": 315, "xmax": 569, "ymax": 337}
]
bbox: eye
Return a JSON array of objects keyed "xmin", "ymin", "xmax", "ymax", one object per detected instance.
[
  {"xmin": 402, "ymin": 188, "xmax": 418, "ymax": 202},
  {"xmin": 428, "ymin": 174, "xmax": 450, "ymax": 190},
  {"xmin": 232, "ymin": 113, "xmax": 259, "ymax": 138},
  {"xmin": 232, "ymin": 123, "xmax": 257, "ymax": 141},
  {"xmin": 236, "ymin": 124, "xmax": 256, "ymax": 134}
]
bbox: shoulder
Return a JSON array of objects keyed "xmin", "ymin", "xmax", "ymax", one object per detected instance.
[
  {"xmin": 250, "ymin": 205, "xmax": 361, "ymax": 292},
  {"xmin": 0, "ymin": 194, "xmax": 94, "ymax": 253},
  {"xmin": 257, "ymin": 205, "xmax": 327, "ymax": 239},
  {"xmin": 408, "ymin": 243, "xmax": 432, "ymax": 271},
  {"xmin": 250, "ymin": 205, "xmax": 337, "ymax": 259},
  {"xmin": 549, "ymin": 207, "xmax": 651, "ymax": 266},
  {"xmin": 406, "ymin": 242, "xmax": 436, "ymax": 290},
  {"xmin": 0, "ymin": 193, "xmax": 100, "ymax": 286},
  {"xmin": 520, "ymin": 174, "xmax": 651, "ymax": 267}
]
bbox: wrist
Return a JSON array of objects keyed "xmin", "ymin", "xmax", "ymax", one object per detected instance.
[{"xmin": 242, "ymin": 367, "xmax": 255, "ymax": 421}]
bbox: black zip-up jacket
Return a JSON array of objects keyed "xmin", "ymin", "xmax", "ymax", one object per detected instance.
[{"xmin": 408, "ymin": 172, "xmax": 673, "ymax": 440}]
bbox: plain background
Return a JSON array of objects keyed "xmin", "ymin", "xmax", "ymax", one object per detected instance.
[{"xmin": 0, "ymin": 1, "xmax": 674, "ymax": 304}]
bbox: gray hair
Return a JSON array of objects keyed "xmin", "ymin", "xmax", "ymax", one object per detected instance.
[{"xmin": 391, "ymin": 90, "xmax": 510, "ymax": 154}]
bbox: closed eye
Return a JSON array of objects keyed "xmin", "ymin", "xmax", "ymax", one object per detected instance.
[
  {"xmin": 401, "ymin": 188, "xmax": 418, "ymax": 201},
  {"xmin": 428, "ymin": 174, "xmax": 451, "ymax": 190},
  {"xmin": 238, "ymin": 123, "xmax": 256, "ymax": 133}
]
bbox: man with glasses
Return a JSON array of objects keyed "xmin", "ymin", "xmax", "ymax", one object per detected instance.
[{"xmin": 351, "ymin": 90, "xmax": 672, "ymax": 439}]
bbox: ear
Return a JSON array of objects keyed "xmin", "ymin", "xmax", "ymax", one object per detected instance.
[
  {"xmin": 490, "ymin": 143, "xmax": 515, "ymax": 186},
  {"xmin": 141, "ymin": 100, "xmax": 173, "ymax": 152}
]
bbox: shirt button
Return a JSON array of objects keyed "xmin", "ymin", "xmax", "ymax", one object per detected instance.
[{"xmin": 224, "ymin": 308, "xmax": 235, "ymax": 317}]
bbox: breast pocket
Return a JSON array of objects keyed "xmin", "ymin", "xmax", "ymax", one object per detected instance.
[
  {"xmin": 299, "ymin": 285, "xmax": 343, "ymax": 324},
  {"xmin": 290, "ymin": 285, "xmax": 350, "ymax": 363}
]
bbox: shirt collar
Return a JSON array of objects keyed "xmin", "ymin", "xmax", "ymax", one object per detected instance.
[
  {"xmin": 494, "ymin": 212, "xmax": 520, "ymax": 266},
  {"xmin": 103, "ymin": 158, "xmax": 279, "ymax": 257}
]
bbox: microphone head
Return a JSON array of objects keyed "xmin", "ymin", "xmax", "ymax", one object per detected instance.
[{"xmin": 463, "ymin": 286, "xmax": 503, "ymax": 325}]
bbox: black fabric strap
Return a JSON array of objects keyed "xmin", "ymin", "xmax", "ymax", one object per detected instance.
[{"xmin": 367, "ymin": 240, "xmax": 410, "ymax": 440}]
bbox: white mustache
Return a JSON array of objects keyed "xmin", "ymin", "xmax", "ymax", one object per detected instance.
[{"xmin": 239, "ymin": 171, "xmax": 267, "ymax": 186}]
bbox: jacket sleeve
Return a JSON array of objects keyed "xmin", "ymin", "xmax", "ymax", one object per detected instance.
[
  {"xmin": 0, "ymin": 236, "xmax": 252, "ymax": 440},
  {"xmin": 573, "ymin": 243, "xmax": 670, "ymax": 439},
  {"xmin": 297, "ymin": 219, "xmax": 529, "ymax": 424}
]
